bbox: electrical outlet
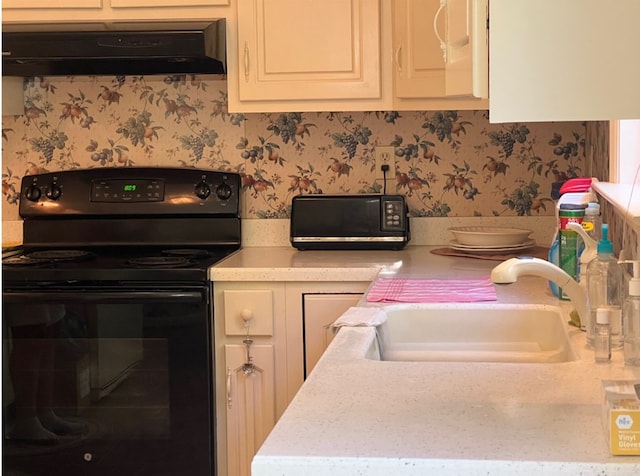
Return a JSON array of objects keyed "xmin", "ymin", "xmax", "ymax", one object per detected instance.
[{"xmin": 375, "ymin": 146, "xmax": 395, "ymax": 180}]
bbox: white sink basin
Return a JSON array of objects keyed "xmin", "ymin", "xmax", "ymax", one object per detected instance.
[{"xmin": 375, "ymin": 304, "xmax": 577, "ymax": 363}]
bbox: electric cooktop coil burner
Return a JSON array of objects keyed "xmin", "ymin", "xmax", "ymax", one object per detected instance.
[
  {"xmin": 161, "ymin": 249, "xmax": 211, "ymax": 258},
  {"xmin": 27, "ymin": 250, "xmax": 96, "ymax": 261},
  {"xmin": 3, "ymin": 255, "xmax": 51, "ymax": 266},
  {"xmin": 4, "ymin": 249, "xmax": 96, "ymax": 266},
  {"xmin": 127, "ymin": 256, "xmax": 194, "ymax": 268}
]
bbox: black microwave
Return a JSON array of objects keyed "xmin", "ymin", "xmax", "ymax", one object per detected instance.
[{"xmin": 290, "ymin": 194, "xmax": 410, "ymax": 250}]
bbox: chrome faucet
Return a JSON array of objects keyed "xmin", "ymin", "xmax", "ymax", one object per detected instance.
[{"xmin": 491, "ymin": 257, "xmax": 588, "ymax": 326}]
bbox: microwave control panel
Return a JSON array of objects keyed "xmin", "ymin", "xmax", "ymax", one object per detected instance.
[{"xmin": 381, "ymin": 196, "xmax": 406, "ymax": 231}]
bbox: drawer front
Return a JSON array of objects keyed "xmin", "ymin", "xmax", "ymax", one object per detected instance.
[{"xmin": 223, "ymin": 289, "xmax": 274, "ymax": 336}]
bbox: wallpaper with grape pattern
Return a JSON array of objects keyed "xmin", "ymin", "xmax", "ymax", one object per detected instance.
[{"xmin": 1, "ymin": 75, "xmax": 589, "ymax": 221}]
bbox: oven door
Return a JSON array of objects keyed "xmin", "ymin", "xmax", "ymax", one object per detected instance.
[{"xmin": 2, "ymin": 285, "xmax": 214, "ymax": 476}]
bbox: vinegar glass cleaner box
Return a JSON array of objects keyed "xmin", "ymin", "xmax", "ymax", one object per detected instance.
[{"xmin": 602, "ymin": 380, "xmax": 640, "ymax": 455}]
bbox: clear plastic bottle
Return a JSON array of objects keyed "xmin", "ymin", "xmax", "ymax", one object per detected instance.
[
  {"xmin": 623, "ymin": 261, "xmax": 640, "ymax": 366},
  {"xmin": 594, "ymin": 307, "xmax": 612, "ymax": 363},
  {"xmin": 585, "ymin": 224, "xmax": 624, "ymax": 349},
  {"xmin": 583, "ymin": 202, "xmax": 602, "ymax": 242}
]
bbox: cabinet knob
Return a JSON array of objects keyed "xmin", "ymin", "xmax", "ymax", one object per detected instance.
[{"xmin": 240, "ymin": 308, "xmax": 253, "ymax": 323}]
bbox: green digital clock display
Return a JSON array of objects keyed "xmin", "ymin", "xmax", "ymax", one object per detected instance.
[{"xmin": 123, "ymin": 184, "xmax": 137, "ymax": 192}]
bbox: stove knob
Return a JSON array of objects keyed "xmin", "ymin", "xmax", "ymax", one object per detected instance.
[
  {"xmin": 24, "ymin": 184, "xmax": 42, "ymax": 202},
  {"xmin": 194, "ymin": 181, "xmax": 211, "ymax": 199},
  {"xmin": 216, "ymin": 183, "xmax": 233, "ymax": 200},
  {"xmin": 46, "ymin": 183, "xmax": 62, "ymax": 200}
]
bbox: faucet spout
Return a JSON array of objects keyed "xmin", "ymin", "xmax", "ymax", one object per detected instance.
[{"xmin": 491, "ymin": 257, "xmax": 587, "ymax": 326}]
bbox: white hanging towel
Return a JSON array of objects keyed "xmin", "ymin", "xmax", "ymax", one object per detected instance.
[{"xmin": 331, "ymin": 307, "xmax": 387, "ymax": 334}]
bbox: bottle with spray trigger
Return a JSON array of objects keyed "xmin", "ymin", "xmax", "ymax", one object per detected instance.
[
  {"xmin": 566, "ymin": 221, "xmax": 598, "ymax": 331},
  {"xmin": 548, "ymin": 178, "xmax": 597, "ymax": 297}
]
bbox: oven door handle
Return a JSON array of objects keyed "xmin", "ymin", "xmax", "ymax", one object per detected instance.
[{"xmin": 2, "ymin": 290, "xmax": 205, "ymax": 304}]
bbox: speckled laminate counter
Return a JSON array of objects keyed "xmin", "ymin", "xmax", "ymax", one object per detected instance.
[
  {"xmin": 209, "ymin": 246, "xmax": 509, "ymax": 282},
  {"xmin": 211, "ymin": 246, "xmax": 640, "ymax": 475}
]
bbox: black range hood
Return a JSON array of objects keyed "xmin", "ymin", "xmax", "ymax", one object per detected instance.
[{"xmin": 2, "ymin": 20, "xmax": 226, "ymax": 76}]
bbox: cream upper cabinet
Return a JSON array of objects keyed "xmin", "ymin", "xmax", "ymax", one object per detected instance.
[
  {"xmin": 2, "ymin": 0, "xmax": 227, "ymax": 7},
  {"xmin": 393, "ymin": 0, "xmax": 446, "ymax": 99},
  {"xmin": 2, "ymin": 0, "xmax": 229, "ymax": 23},
  {"xmin": 391, "ymin": 0, "xmax": 488, "ymax": 110},
  {"xmin": 442, "ymin": 0, "xmax": 487, "ymax": 98},
  {"xmin": 489, "ymin": 0, "xmax": 640, "ymax": 122},
  {"xmin": 110, "ymin": 0, "xmax": 227, "ymax": 6},
  {"xmin": 2, "ymin": 0, "xmax": 100, "ymax": 8},
  {"xmin": 235, "ymin": 0, "xmax": 381, "ymax": 106},
  {"xmin": 228, "ymin": 0, "xmax": 489, "ymax": 112}
]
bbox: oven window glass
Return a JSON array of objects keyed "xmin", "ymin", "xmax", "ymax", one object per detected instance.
[{"xmin": 2, "ymin": 290, "xmax": 213, "ymax": 476}]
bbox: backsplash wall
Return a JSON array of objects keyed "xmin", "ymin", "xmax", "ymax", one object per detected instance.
[{"xmin": 2, "ymin": 75, "xmax": 588, "ymax": 221}]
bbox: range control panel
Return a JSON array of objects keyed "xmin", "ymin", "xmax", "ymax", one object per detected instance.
[
  {"xmin": 19, "ymin": 167, "xmax": 240, "ymax": 218},
  {"xmin": 91, "ymin": 178, "xmax": 166, "ymax": 202}
]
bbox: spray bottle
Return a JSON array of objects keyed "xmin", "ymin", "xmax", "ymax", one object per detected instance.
[
  {"xmin": 622, "ymin": 260, "xmax": 640, "ymax": 366},
  {"xmin": 548, "ymin": 178, "xmax": 597, "ymax": 297},
  {"xmin": 566, "ymin": 222, "xmax": 598, "ymax": 330}
]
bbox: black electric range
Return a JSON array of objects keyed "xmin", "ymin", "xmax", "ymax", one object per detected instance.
[
  {"xmin": 2, "ymin": 167, "xmax": 240, "ymax": 476},
  {"xmin": 3, "ymin": 167, "xmax": 241, "ymax": 284}
]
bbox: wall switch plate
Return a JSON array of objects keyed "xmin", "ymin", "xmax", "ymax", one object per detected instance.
[{"xmin": 375, "ymin": 146, "xmax": 395, "ymax": 180}]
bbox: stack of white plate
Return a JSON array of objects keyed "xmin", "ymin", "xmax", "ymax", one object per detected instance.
[{"xmin": 448, "ymin": 226, "xmax": 535, "ymax": 254}]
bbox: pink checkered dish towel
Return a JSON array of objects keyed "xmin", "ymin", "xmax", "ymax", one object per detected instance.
[{"xmin": 366, "ymin": 276, "xmax": 498, "ymax": 303}]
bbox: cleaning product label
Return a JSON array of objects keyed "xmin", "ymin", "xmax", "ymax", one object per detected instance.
[{"xmin": 558, "ymin": 207, "xmax": 584, "ymax": 300}]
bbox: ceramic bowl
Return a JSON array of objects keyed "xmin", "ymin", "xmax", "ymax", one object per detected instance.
[{"xmin": 448, "ymin": 226, "xmax": 533, "ymax": 247}]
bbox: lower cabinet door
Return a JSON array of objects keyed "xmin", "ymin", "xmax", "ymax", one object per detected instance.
[
  {"xmin": 303, "ymin": 293, "xmax": 363, "ymax": 378},
  {"xmin": 225, "ymin": 343, "xmax": 276, "ymax": 476}
]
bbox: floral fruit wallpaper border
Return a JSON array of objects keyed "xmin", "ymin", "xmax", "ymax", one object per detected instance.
[{"xmin": 2, "ymin": 75, "xmax": 588, "ymax": 221}]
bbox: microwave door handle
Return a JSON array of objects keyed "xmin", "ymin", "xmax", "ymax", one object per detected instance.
[{"xmin": 2, "ymin": 290, "xmax": 204, "ymax": 304}]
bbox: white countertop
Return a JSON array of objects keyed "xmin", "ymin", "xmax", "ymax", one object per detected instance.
[
  {"xmin": 210, "ymin": 246, "xmax": 512, "ymax": 282},
  {"xmin": 211, "ymin": 246, "xmax": 640, "ymax": 475}
]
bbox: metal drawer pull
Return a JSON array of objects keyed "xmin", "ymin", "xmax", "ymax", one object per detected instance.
[
  {"xmin": 244, "ymin": 42, "xmax": 250, "ymax": 81},
  {"xmin": 433, "ymin": 0, "xmax": 448, "ymax": 62},
  {"xmin": 394, "ymin": 45, "xmax": 402, "ymax": 72}
]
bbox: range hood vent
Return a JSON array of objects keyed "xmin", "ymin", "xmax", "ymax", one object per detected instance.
[{"xmin": 2, "ymin": 20, "xmax": 226, "ymax": 77}]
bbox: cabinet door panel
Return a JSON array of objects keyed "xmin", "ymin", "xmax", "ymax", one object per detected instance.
[
  {"xmin": 238, "ymin": 0, "xmax": 381, "ymax": 101},
  {"xmin": 393, "ymin": 0, "xmax": 446, "ymax": 98},
  {"xmin": 225, "ymin": 344, "xmax": 276, "ymax": 476},
  {"xmin": 490, "ymin": 0, "xmax": 640, "ymax": 122},
  {"xmin": 303, "ymin": 293, "xmax": 362, "ymax": 377},
  {"xmin": 444, "ymin": 0, "xmax": 488, "ymax": 98}
]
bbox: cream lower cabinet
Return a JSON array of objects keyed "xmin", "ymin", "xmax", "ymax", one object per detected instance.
[
  {"xmin": 214, "ymin": 280, "xmax": 368, "ymax": 476},
  {"xmin": 225, "ymin": 343, "xmax": 276, "ymax": 476}
]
